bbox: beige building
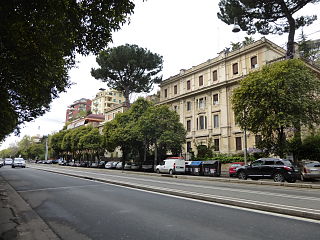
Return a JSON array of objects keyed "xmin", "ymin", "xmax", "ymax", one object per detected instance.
[
  {"xmin": 159, "ymin": 37, "xmax": 286, "ymax": 156},
  {"xmin": 91, "ymin": 89, "xmax": 125, "ymax": 115}
]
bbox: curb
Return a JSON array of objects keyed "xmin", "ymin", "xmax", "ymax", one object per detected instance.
[{"xmin": 32, "ymin": 167, "xmax": 320, "ymax": 221}]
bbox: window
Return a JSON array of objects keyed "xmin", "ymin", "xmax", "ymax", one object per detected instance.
[
  {"xmin": 186, "ymin": 120, "xmax": 191, "ymax": 132},
  {"xmin": 164, "ymin": 89, "xmax": 167, "ymax": 98},
  {"xmin": 263, "ymin": 160, "xmax": 274, "ymax": 165},
  {"xmin": 119, "ymin": 100, "xmax": 121, "ymax": 103},
  {"xmin": 198, "ymin": 97, "xmax": 206, "ymax": 109},
  {"xmin": 199, "ymin": 75, "xmax": 203, "ymax": 86},
  {"xmin": 251, "ymin": 56, "xmax": 257, "ymax": 69},
  {"xmin": 213, "ymin": 114, "xmax": 219, "ymax": 128},
  {"xmin": 113, "ymin": 99, "xmax": 116, "ymax": 102},
  {"xmin": 173, "ymin": 106, "xmax": 178, "ymax": 112},
  {"xmin": 187, "ymin": 80, "xmax": 191, "ymax": 90},
  {"xmin": 213, "ymin": 139, "xmax": 219, "ymax": 151},
  {"xmin": 212, "ymin": 70, "xmax": 218, "ymax": 81},
  {"xmin": 236, "ymin": 137, "xmax": 242, "ymax": 150},
  {"xmin": 213, "ymin": 94, "xmax": 219, "ymax": 105},
  {"xmin": 187, "ymin": 101, "xmax": 191, "ymax": 111},
  {"xmin": 187, "ymin": 141, "xmax": 192, "ymax": 152},
  {"xmin": 233, "ymin": 63, "xmax": 239, "ymax": 75},
  {"xmin": 197, "ymin": 115, "xmax": 207, "ymax": 130},
  {"xmin": 119, "ymin": 93, "xmax": 122, "ymax": 97},
  {"xmin": 174, "ymin": 85, "xmax": 178, "ymax": 94},
  {"xmin": 252, "ymin": 160, "xmax": 263, "ymax": 167}
]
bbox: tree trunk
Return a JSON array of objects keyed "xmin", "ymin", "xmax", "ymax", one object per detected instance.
[
  {"xmin": 153, "ymin": 140, "xmax": 158, "ymax": 171},
  {"xmin": 143, "ymin": 137, "xmax": 147, "ymax": 163},
  {"xmin": 277, "ymin": 127, "xmax": 286, "ymax": 158},
  {"xmin": 278, "ymin": 0, "xmax": 296, "ymax": 59},
  {"xmin": 123, "ymin": 87, "xmax": 130, "ymax": 107}
]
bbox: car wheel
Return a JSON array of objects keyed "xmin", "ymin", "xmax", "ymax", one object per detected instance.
[
  {"xmin": 169, "ymin": 169, "xmax": 173, "ymax": 175},
  {"xmin": 273, "ymin": 173, "xmax": 285, "ymax": 182},
  {"xmin": 156, "ymin": 169, "xmax": 160, "ymax": 174},
  {"xmin": 238, "ymin": 171, "xmax": 247, "ymax": 180},
  {"xmin": 12, "ymin": 166, "xmax": 15, "ymax": 168}
]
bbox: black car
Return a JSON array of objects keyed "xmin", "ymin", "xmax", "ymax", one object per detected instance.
[{"xmin": 236, "ymin": 158, "xmax": 299, "ymax": 183}]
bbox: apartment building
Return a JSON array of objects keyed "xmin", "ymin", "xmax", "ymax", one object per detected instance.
[
  {"xmin": 159, "ymin": 37, "xmax": 286, "ymax": 156},
  {"xmin": 91, "ymin": 89, "xmax": 126, "ymax": 115},
  {"xmin": 65, "ymin": 98, "xmax": 92, "ymax": 123}
]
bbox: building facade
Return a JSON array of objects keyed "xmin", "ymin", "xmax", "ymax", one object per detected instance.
[
  {"xmin": 65, "ymin": 98, "xmax": 92, "ymax": 123},
  {"xmin": 91, "ymin": 89, "xmax": 126, "ymax": 115},
  {"xmin": 159, "ymin": 37, "xmax": 286, "ymax": 156}
]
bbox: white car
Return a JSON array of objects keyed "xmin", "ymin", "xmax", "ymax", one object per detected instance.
[
  {"xmin": 156, "ymin": 157, "xmax": 185, "ymax": 175},
  {"xmin": 12, "ymin": 158, "xmax": 26, "ymax": 168},
  {"xmin": 4, "ymin": 158, "xmax": 13, "ymax": 165}
]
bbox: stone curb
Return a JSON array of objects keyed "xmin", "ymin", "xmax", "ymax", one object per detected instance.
[{"xmin": 32, "ymin": 167, "xmax": 320, "ymax": 221}]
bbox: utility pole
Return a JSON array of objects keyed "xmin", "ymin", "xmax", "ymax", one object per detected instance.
[{"xmin": 45, "ymin": 137, "xmax": 48, "ymax": 161}]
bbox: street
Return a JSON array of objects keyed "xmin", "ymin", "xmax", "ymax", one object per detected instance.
[{"xmin": 1, "ymin": 166, "xmax": 320, "ymax": 240}]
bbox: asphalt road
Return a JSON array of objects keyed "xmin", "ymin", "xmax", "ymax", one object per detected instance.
[
  {"xmin": 1, "ymin": 166, "xmax": 320, "ymax": 240},
  {"xmin": 29, "ymin": 164, "xmax": 320, "ymax": 219}
]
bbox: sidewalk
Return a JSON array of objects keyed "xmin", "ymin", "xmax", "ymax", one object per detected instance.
[{"xmin": 0, "ymin": 175, "xmax": 59, "ymax": 240}]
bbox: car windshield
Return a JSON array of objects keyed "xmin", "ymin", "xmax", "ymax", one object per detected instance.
[
  {"xmin": 282, "ymin": 160, "xmax": 292, "ymax": 166},
  {"xmin": 306, "ymin": 162, "xmax": 320, "ymax": 167}
]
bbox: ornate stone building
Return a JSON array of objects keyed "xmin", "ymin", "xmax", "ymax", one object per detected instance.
[{"xmin": 159, "ymin": 37, "xmax": 286, "ymax": 156}]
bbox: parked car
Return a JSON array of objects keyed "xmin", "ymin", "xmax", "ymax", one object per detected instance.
[
  {"xmin": 80, "ymin": 162, "xmax": 89, "ymax": 167},
  {"xmin": 299, "ymin": 161, "xmax": 320, "ymax": 181},
  {"xmin": 236, "ymin": 158, "xmax": 299, "ymax": 183},
  {"xmin": 131, "ymin": 163, "xmax": 141, "ymax": 171},
  {"xmin": 116, "ymin": 162, "xmax": 123, "ymax": 169},
  {"xmin": 124, "ymin": 162, "xmax": 132, "ymax": 170},
  {"xmin": 156, "ymin": 157, "xmax": 185, "ymax": 175},
  {"xmin": 4, "ymin": 158, "xmax": 13, "ymax": 165},
  {"xmin": 12, "ymin": 158, "xmax": 26, "ymax": 168},
  {"xmin": 90, "ymin": 162, "xmax": 98, "ymax": 168},
  {"xmin": 229, "ymin": 162, "xmax": 245, "ymax": 177},
  {"xmin": 98, "ymin": 161, "xmax": 106, "ymax": 168},
  {"xmin": 74, "ymin": 162, "xmax": 81, "ymax": 167},
  {"xmin": 141, "ymin": 162, "xmax": 154, "ymax": 172},
  {"xmin": 0, "ymin": 160, "xmax": 3, "ymax": 168},
  {"xmin": 105, "ymin": 161, "xmax": 117, "ymax": 169}
]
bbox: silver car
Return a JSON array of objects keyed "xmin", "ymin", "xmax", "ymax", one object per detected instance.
[
  {"xmin": 300, "ymin": 161, "xmax": 320, "ymax": 181},
  {"xmin": 12, "ymin": 158, "xmax": 26, "ymax": 168},
  {"xmin": 4, "ymin": 158, "xmax": 13, "ymax": 165}
]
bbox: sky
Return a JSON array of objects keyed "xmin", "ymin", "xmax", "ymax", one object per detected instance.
[{"xmin": 1, "ymin": 0, "xmax": 320, "ymax": 150}]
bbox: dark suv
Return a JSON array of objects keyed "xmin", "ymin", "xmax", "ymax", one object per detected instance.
[{"xmin": 236, "ymin": 158, "xmax": 299, "ymax": 183}]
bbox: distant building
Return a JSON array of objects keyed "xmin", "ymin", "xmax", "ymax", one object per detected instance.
[
  {"xmin": 145, "ymin": 91, "xmax": 160, "ymax": 104},
  {"xmin": 91, "ymin": 89, "xmax": 126, "ymax": 115},
  {"xmin": 65, "ymin": 98, "xmax": 92, "ymax": 123},
  {"xmin": 67, "ymin": 114, "xmax": 105, "ymax": 130}
]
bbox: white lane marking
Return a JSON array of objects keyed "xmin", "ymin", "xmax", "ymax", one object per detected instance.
[
  {"xmin": 28, "ymin": 167, "xmax": 320, "ymax": 215},
  {"xmin": 31, "ymin": 166, "xmax": 320, "ymax": 202},
  {"xmin": 17, "ymin": 184, "xmax": 101, "ymax": 193},
  {"xmin": 43, "ymin": 171, "xmax": 320, "ymax": 225}
]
